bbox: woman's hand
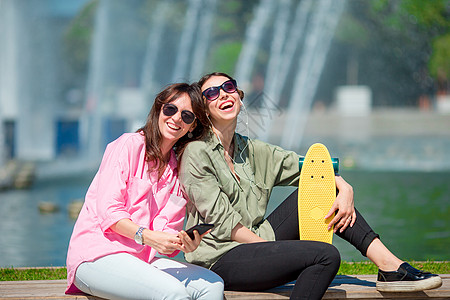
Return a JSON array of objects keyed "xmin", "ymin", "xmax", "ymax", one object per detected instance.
[
  {"xmin": 325, "ymin": 175, "xmax": 356, "ymax": 233},
  {"xmin": 143, "ymin": 230, "xmax": 183, "ymax": 255},
  {"xmin": 177, "ymin": 229, "xmax": 211, "ymax": 253},
  {"xmin": 110, "ymin": 219, "xmax": 185, "ymax": 255}
]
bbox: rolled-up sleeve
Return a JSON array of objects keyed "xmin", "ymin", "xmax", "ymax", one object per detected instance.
[
  {"xmin": 93, "ymin": 139, "xmax": 133, "ymax": 232},
  {"xmin": 180, "ymin": 142, "xmax": 242, "ymax": 240}
]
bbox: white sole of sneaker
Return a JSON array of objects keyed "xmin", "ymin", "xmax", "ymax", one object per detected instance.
[{"xmin": 376, "ymin": 275, "xmax": 443, "ymax": 292}]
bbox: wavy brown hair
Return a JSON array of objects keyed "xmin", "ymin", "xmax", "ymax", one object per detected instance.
[
  {"xmin": 197, "ymin": 72, "xmax": 245, "ymax": 101},
  {"xmin": 136, "ymin": 83, "xmax": 209, "ymax": 171}
]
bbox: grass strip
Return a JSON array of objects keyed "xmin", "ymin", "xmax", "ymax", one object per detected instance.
[
  {"xmin": 338, "ymin": 260, "xmax": 449, "ymax": 275},
  {"xmin": 0, "ymin": 267, "xmax": 67, "ymax": 281},
  {"xmin": 1, "ymin": 261, "xmax": 448, "ymax": 281}
]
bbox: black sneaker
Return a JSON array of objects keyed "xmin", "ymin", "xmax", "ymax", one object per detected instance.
[{"xmin": 376, "ymin": 262, "xmax": 442, "ymax": 292}]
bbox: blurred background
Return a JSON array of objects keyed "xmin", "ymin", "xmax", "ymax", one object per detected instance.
[{"xmin": 0, "ymin": 0, "xmax": 449, "ymax": 267}]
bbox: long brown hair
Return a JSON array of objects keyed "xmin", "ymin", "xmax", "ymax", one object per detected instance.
[
  {"xmin": 136, "ymin": 83, "xmax": 209, "ymax": 171},
  {"xmin": 197, "ymin": 72, "xmax": 245, "ymax": 101}
]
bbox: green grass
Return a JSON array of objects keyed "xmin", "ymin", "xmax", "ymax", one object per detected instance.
[
  {"xmin": 0, "ymin": 267, "xmax": 67, "ymax": 281},
  {"xmin": 1, "ymin": 261, "xmax": 448, "ymax": 281},
  {"xmin": 338, "ymin": 261, "xmax": 449, "ymax": 275}
]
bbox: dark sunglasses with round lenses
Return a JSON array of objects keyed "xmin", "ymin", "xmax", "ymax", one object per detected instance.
[
  {"xmin": 202, "ymin": 79, "xmax": 237, "ymax": 101},
  {"xmin": 162, "ymin": 103, "xmax": 196, "ymax": 124}
]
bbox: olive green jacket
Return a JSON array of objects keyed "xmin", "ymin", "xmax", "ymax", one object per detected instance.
[{"xmin": 179, "ymin": 132, "xmax": 300, "ymax": 268}]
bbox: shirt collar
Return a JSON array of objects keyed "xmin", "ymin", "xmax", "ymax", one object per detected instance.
[
  {"xmin": 234, "ymin": 133, "xmax": 248, "ymax": 154},
  {"xmin": 205, "ymin": 130, "xmax": 222, "ymax": 151},
  {"xmin": 166, "ymin": 148, "xmax": 178, "ymax": 173},
  {"xmin": 150, "ymin": 148, "xmax": 177, "ymax": 183},
  {"xmin": 205, "ymin": 130, "xmax": 243, "ymax": 149},
  {"xmin": 205, "ymin": 130, "xmax": 248, "ymax": 160}
]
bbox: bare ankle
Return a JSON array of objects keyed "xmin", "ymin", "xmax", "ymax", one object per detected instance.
[
  {"xmin": 378, "ymin": 258, "xmax": 403, "ymax": 272},
  {"xmin": 366, "ymin": 238, "xmax": 403, "ymax": 271}
]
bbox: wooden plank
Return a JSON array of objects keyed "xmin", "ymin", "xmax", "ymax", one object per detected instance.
[
  {"xmin": 0, "ymin": 274, "xmax": 448, "ymax": 299},
  {"xmin": 0, "ymin": 280, "xmax": 100, "ymax": 300},
  {"xmin": 323, "ymin": 274, "xmax": 450, "ymax": 299},
  {"xmin": 224, "ymin": 274, "xmax": 450, "ymax": 299}
]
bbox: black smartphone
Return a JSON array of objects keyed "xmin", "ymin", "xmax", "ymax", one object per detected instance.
[{"xmin": 185, "ymin": 224, "xmax": 214, "ymax": 239}]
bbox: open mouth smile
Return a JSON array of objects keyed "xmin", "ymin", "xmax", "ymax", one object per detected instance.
[
  {"xmin": 167, "ymin": 122, "xmax": 181, "ymax": 131},
  {"xmin": 219, "ymin": 100, "xmax": 235, "ymax": 111}
]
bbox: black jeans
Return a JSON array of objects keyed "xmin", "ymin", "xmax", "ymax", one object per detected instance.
[{"xmin": 211, "ymin": 189, "xmax": 379, "ymax": 300}]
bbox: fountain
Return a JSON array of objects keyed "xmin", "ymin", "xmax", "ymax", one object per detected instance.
[
  {"xmin": 81, "ymin": 0, "xmax": 219, "ymax": 162},
  {"xmin": 0, "ymin": 0, "xmax": 15, "ymax": 167},
  {"xmin": 0, "ymin": 0, "xmax": 21, "ymax": 165},
  {"xmin": 0, "ymin": 0, "xmax": 76, "ymax": 163},
  {"xmin": 245, "ymin": 0, "xmax": 346, "ymax": 149},
  {"xmin": 1, "ymin": 0, "xmax": 450, "ymax": 270},
  {"xmin": 0, "ymin": 0, "xmax": 347, "ymax": 168},
  {"xmin": 281, "ymin": 0, "xmax": 346, "ymax": 150},
  {"xmin": 171, "ymin": 0, "xmax": 202, "ymax": 82},
  {"xmin": 141, "ymin": 0, "xmax": 216, "ymax": 100},
  {"xmin": 235, "ymin": 0, "xmax": 276, "ymax": 90},
  {"xmin": 141, "ymin": 1, "xmax": 171, "ymax": 101},
  {"xmin": 258, "ymin": 0, "xmax": 313, "ymax": 141},
  {"xmin": 81, "ymin": 0, "xmax": 111, "ymax": 162},
  {"xmin": 16, "ymin": 1, "xmax": 59, "ymax": 161},
  {"xmin": 188, "ymin": 0, "xmax": 217, "ymax": 80}
]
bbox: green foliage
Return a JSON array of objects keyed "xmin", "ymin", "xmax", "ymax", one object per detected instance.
[
  {"xmin": 429, "ymin": 33, "xmax": 450, "ymax": 79},
  {"xmin": 370, "ymin": 0, "xmax": 450, "ymax": 31},
  {"xmin": 208, "ymin": 42, "xmax": 242, "ymax": 75},
  {"xmin": 336, "ymin": 14, "xmax": 370, "ymax": 48},
  {"xmin": 204, "ymin": 0, "xmax": 258, "ymax": 76},
  {"xmin": 63, "ymin": 0, "xmax": 98, "ymax": 77},
  {"xmin": 369, "ymin": 0, "xmax": 450, "ymax": 80},
  {"xmin": 222, "ymin": 0, "xmax": 243, "ymax": 14},
  {"xmin": 400, "ymin": 0, "xmax": 449, "ymax": 28},
  {"xmin": 216, "ymin": 19, "xmax": 238, "ymax": 34}
]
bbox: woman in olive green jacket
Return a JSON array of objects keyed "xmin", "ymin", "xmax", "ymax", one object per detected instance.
[{"xmin": 179, "ymin": 72, "xmax": 442, "ymax": 300}]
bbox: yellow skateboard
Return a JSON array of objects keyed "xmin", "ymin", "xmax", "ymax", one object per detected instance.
[{"xmin": 298, "ymin": 143, "xmax": 339, "ymax": 244}]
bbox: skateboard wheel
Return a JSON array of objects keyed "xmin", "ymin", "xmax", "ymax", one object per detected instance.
[
  {"xmin": 299, "ymin": 157, "xmax": 305, "ymax": 169},
  {"xmin": 300, "ymin": 157, "xmax": 339, "ymax": 174},
  {"xmin": 332, "ymin": 158, "xmax": 339, "ymax": 173}
]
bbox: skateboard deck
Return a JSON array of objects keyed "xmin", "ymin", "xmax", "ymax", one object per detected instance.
[{"xmin": 298, "ymin": 143, "xmax": 337, "ymax": 244}]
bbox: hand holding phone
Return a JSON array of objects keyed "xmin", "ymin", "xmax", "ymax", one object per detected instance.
[{"xmin": 185, "ymin": 224, "xmax": 214, "ymax": 240}]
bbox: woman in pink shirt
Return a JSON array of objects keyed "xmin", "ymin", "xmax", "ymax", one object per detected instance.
[{"xmin": 66, "ymin": 83, "xmax": 224, "ymax": 300}]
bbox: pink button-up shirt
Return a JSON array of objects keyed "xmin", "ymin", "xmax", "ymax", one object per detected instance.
[{"xmin": 66, "ymin": 133, "xmax": 187, "ymax": 294}]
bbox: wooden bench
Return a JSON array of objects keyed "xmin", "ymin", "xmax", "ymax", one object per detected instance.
[{"xmin": 1, "ymin": 274, "xmax": 448, "ymax": 299}]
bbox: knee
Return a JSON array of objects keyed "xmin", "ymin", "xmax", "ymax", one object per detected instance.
[
  {"xmin": 321, "ymin": 244, "xmax": 341, "ymax": 271},
  {"xmin": 193, "ymin": 275, "xmax": 224, "ymax": 300},
  {"xmin": 164, "ymin": 285, "xmax": 191, "ymax": 300},
  {"xmin": 203, "ymin": 279, "xmax": 225, "ymax": 299}
]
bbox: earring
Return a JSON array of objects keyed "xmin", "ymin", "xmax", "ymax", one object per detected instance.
[{"xmin": 187, "ymin": 132, "xmax": 193, "ymax": 138}]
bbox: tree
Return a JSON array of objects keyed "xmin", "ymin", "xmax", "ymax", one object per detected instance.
[{"xmin": 326, "ymin": 0, "xmax": 449, "ymax": 106}]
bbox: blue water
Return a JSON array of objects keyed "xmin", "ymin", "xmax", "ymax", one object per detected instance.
[
  {"xmin": 0, "ymin": 175, "xmax": 91, "ymax": 268},
  {"xmin": 0, "ymin": 170, "xmax": 449, "ymax": 267}
]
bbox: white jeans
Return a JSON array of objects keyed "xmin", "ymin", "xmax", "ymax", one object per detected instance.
[{"xmin": 75, "ymin": 253, "xmax": 224, "ymax": 300}]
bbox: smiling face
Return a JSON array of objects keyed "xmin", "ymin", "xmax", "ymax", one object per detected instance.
[
  {"xmin": 201, "ymin": 75, "xmax": 241, "ymax": 126},
  {"xmin": 158, "ymin": 93, "xmax": 195, "ymax": 147}
]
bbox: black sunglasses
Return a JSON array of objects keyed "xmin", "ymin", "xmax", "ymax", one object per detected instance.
[
  {"xmin": 202, "ymin": 79, "xmax": 237, "ymax": 101},
  {"xmin": 162, "ymin": 103, "xmax": 196, "ymax": 124}
]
